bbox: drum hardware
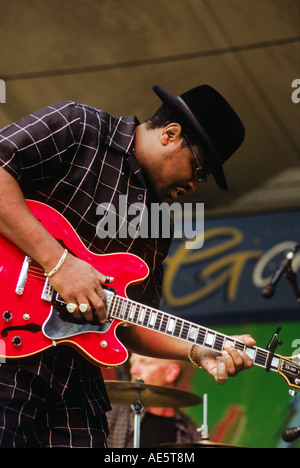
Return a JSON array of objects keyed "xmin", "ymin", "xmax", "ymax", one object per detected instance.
[
  {"xmin": 199, "ymin": 393, "xmax": 209, "ymax": 440},
  {"xmin": 104, "ymin": 379, "xmax": 202, "ymax": 449},
  {"xmin": 157, "ymin": 440, "xmax": 246, "ymax": 448},
  {"xmin": 130, "ymin": 378, "xmax": 144, "ymax": 450},
  {"xmin": 104, "ymin": 379, "xmax": 202, "ymax": 408},
  {"xmin": 191, "ymin": 393, "xmax": 247, "ymax": 448},
  {"xmin": 159, "ymin": 394, "xmax": 246, "ymax": 448}
]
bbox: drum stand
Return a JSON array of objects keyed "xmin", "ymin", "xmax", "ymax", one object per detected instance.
[
  {"xmin": 200, "ymin": 393, "xmax": 209, "ymax": 440},
  {"xmin": 131, "ymin": 386, "xmax": 144, "ymax": 449},
  {"xmin": 104, "ymin": 378, "xmax": 202, "ymax": 449}
]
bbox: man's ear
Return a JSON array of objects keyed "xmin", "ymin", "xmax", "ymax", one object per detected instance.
[
  {"xmin": 160, "ymin": 123, "xmax": 182, "ymax": 146},
  {"xmin": 164, "ymin": 363, "xmax": 181, "ymax": 384}
]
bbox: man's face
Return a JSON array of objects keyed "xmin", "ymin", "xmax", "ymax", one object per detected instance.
[
  {"xmin": 148, "ymin": 145, "xmax": 200, "ymax": 201},
  {"xmin": 130, "ymin": 355, "xmax": 169, "ymax": 387},
  {"xmin": 136, "ymin": 124, "xmax": 209, "ymax": 202}
]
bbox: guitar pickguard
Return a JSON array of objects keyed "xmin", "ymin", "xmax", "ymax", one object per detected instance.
[{"xmin": 43, "ymin": 306, "xmax": 112, "ymax": 340}]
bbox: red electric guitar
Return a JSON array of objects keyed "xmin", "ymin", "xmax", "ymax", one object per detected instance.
[{"xmin": 0, "ymin": 200, "xmax": 299, "ymax": 390}]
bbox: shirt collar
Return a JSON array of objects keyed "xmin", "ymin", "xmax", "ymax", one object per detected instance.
[
  {"xmin": 104, "ymin": 114, "xmax": 139, "ymax": 155},
  {"xmin": 105, "ymin": 114, "xmax": 147, "ymax": 188}
]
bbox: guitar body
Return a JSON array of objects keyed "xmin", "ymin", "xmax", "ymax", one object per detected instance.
[{"xmin": 0, "ymin": 200, "xmax": 149, "ymax": 367}]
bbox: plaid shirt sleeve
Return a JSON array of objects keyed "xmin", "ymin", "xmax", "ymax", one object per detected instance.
[{"xmin": 0, "ymin": 101, "xmax": 83, "ymax": 183}]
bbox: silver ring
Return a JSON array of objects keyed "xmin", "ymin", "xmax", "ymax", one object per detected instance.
[
  {"xmin": 79, "ymin": 303, "xmax": 89, "ymax": 313},
  {"xmin": 66, "ymin": 303, "xmax": 77, "ymax": 314}
]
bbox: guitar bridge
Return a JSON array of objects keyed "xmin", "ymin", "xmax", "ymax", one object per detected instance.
[{"xmin": 15, "ymin": 256, "xmax": 32, "ymax": 296}]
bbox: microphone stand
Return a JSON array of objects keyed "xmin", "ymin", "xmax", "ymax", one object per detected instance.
[
  {"xmin": 261, "ymin": 245, "xmax": 300, "ymax": 304},
  {"xmin": 286, "ymin": 259, "xmax": 300, "ymax": 303}
]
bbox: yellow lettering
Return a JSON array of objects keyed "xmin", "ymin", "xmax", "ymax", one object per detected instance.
[{"xmin": 163, "ymin": 227, "xmax": 262, "ymax": 307}]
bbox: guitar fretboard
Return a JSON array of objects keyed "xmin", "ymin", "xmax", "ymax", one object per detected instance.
[{"xmin": 109, "ymin": 295, "xmax": 281, "ymax": 373}]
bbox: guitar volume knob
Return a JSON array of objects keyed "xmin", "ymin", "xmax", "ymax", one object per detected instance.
[
  {"xmin": 3, "ymin": 311, "xmax": 13, "ymax": 322},
  {"xmin": 12, "ymin": 336, "xmax": 22, "ymax": 347}
]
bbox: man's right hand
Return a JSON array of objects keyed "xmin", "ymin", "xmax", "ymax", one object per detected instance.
[{"xmin": 49, "ymin": 253, "xmax": 112, "ymax": 323}]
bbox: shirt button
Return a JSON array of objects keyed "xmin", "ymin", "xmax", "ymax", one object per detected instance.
[{"xmin": 137, "ymin": 194, "xmax": 144, "ymax": 201}]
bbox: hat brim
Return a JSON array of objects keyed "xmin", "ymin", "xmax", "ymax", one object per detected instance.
[{"xmin": 152, "ymin": 84, "xmax": 228, "ymax": 190}]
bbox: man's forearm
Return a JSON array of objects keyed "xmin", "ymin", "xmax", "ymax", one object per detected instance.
[
  {"xmin": 117, "ymin": 324, "xmax": 192, "ymax": 362},
  {"xmin": 0, "ymin": 167, "xmax": 65, "ymax": 272}
]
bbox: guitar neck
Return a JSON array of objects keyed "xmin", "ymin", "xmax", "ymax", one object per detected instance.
[{"xmin": 109, "ymin": 294, "xmax": 281, "ymax": 373}]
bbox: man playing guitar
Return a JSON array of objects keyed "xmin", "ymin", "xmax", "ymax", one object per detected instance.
[{"xmin": 0, "ymin": 84, "xmax": 255, "ymax": 448}]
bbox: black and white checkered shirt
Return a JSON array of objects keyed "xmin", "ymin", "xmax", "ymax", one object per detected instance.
[
  {"xmin": 0, "ymin": 101, "xmax": 171, "ymax": 447},
  {"xmin": 0, "ymin": 100, "xmax": 170, "ymax": 305}
]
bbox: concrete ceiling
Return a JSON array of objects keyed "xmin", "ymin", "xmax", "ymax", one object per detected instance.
[{"xmin": 0, "ymin": 0, "xmax": 299, "ymax": 213}]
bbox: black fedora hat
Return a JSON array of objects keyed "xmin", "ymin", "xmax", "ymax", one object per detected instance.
[{"xmin": 152, "ymin": 84, "xmax": 245, "ymax": 190}]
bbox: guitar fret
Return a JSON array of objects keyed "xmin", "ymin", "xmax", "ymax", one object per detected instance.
[
  {"xmin": 121, "ymin": 300, "xmax": 127, "ymax": 318},
  {"xmin": 117, "ymin": 297, "xmax": 124, "ymax": 319},
  {"xmin": 154, "ymin": 312, "xmax": 163, "ymax": 331},
  {"xmin": 138, "ymin": 307, "xmax": 146, "ymax": 324},
  {"xmin": 235, "ymin": 341, "xmax": 246, "ymax": 352},
  {"xmin": 143, "ymin": 309, "xmax": 150, "ymax": 327},
  {"xmin": 148, "ymin": 311, "xmax": 156, "ymax": 328},
  {"xmin": 173, "ymin": 319, "xmax": 183, "ymax": 338},
  {"xmin": 180, "ymin": 323, "xmax": 190, "ymax": 340},
  {"xmin": 187, "ymin": 325, "xmax": 198, "ymax": 342},
  {"xmin": 167, "ymin": 317, "xmax": 176, "ymax": 334},
  {"xmin": 113, "ymin": 296, "xmax": 122, "ymax": 319},
  {"xmin": 196, "ymin": 328, "xmax": 206, "ymax": 346},
  {"xmin": 255, "ymin": 349, "xmax": 267, "ymax": 367},
  {"xmin": 204, "ymin": 331, "xmax": 215, "ymax": 348},
  {"xmin": 160, "ymin": 315, "xmax": 168, "ymax": 333},
  {"xmin": 214, "ymin": 334, "xmax": 225, "ymax": 352},
  {"xmin": 128, "ymin": 303, "xmax": 136, "ymax": 321},
  {"xmin": 123, "ymin": 301, "xmax": 131, "ymax": 321},
  {"xmin": 245, "ymin": 347, "xmax": 256, "ymax": 361}
]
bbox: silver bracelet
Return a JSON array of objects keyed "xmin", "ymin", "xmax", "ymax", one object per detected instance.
[{"xmin": 44, "ymin": 249, "xmax": 68, "ymax": 277}]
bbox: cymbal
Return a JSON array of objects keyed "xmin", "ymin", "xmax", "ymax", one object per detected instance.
[
  {"xmin": 157, "ymin": 440, "xmax": 246, "ymax": 448},
  {"xmin": 104, "ymin": 380, "xmax": 202, "ymax": 408}
]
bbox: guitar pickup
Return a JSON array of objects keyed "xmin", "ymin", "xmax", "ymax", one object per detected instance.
[
  {"xmin": 103, "ymin": 286, "xmax": 117, "ymax": 318},
  {"xmin": 41, "ymin": 280, "xmax": 116, "ymax": 319}
]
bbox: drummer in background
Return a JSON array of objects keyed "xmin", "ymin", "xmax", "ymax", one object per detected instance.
[{"xmin": 106, "ymin": 354, "xmax": 200, "ymax": 448}]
